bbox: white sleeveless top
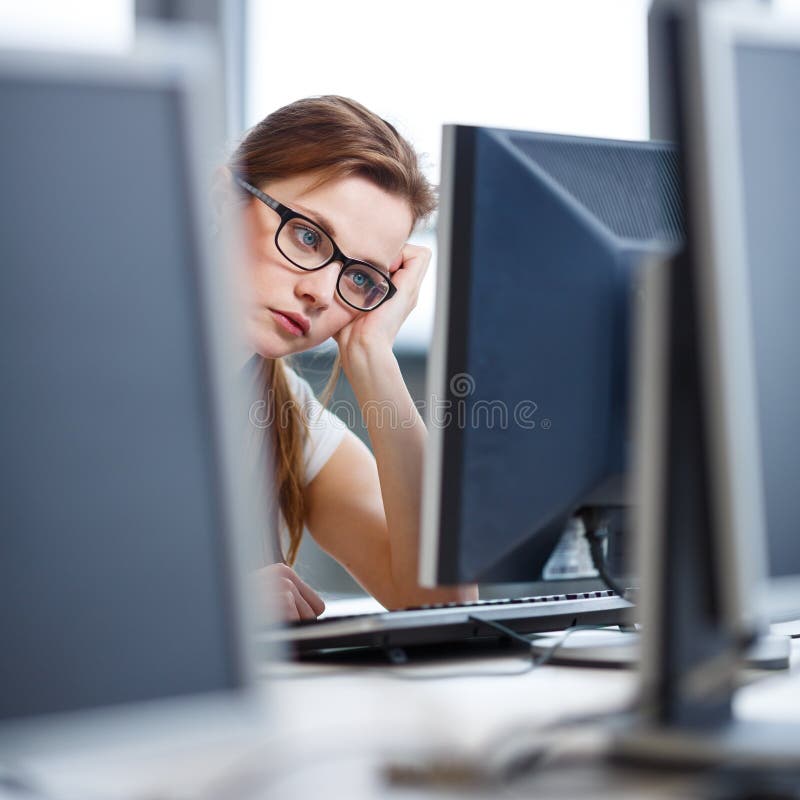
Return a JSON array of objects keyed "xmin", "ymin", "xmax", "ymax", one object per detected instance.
[
  {"xmin": 243, "ymin": 357, "xmax": 347, "ymax": 564},
  {"xmin": 273, "ymin": 366, "xmax": 347, "ymax": 560},
  {"xmin": 283, "ymin": 365, "xmax": 348, "ymax": 485}
]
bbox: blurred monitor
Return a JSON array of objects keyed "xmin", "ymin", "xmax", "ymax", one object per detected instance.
[
  {"xmin": 614, "ymin": 0, "xmax": 800, "ymax": 767},
  {"xmin": 420, "ymin": 125, "xmax": 683, "ymax": 585},
  {"xmin": 686, "ymin": 1, "xmax": 800, "ymax": 632},
  {"xmin": 644, "ymin": 0, "xmax": 800, "ymax": 653},
  {"xmin": 0, "ymin": 38, "xmax": 269, "ymax": 764}
]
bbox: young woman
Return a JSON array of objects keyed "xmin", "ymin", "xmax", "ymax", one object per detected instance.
[{"xmin": 222, "ymin": 96, "xmax": 476, "ymax": 621}]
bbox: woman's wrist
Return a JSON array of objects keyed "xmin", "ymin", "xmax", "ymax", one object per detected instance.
[
  {"xmin": 338, "ymin": 340, "xmax": 423, "ymax": 436},
  {"xmin": 339, "ymin": 337, "xmax": 396, "ymax": 382}
]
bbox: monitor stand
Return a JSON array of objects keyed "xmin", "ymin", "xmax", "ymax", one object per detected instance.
[{"xmin": 611, "ymin": 721, "xmax": 800, "ymax": 775}]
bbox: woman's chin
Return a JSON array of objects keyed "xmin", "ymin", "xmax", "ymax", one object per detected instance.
[
  {"xmin": 253, "ymin": 342, "xmax": 292, "ymax": 360},
  {"xmin": 249, "ymin": 331, "xmax": 310, "ymax": 360}
]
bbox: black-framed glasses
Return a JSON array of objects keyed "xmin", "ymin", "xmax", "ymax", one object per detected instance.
[{"xmin": 235, "ymin": 176, "xmax": 397, "ymax": 312}]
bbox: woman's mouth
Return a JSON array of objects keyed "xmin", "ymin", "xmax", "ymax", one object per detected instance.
[{"xmin": 270, "ymin": 309, "xmax": 307, "ymax": 337}]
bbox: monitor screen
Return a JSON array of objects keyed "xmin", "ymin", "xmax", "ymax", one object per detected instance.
[
  {"xmin": 735, "ymin": 44, "xmax": 800, "ymax": 584},
  {"xmin": 0, "ymin": 70, "xmax": 241, "ymax": 720}
]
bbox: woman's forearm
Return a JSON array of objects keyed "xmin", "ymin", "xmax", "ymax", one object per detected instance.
[{"xmin": 342, "ymin": 342, "xmax": 478, "ymax": 606}]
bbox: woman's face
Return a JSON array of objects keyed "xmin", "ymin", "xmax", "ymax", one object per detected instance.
[{"xmin": 239, "ymin": 172, "xmax": 414, "ymax": 359}]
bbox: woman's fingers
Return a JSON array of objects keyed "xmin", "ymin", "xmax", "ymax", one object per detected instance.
[
  {"xmin": 256, "ymin": 564, "xmax": 325, "ymax": 621},
  {"xmin": 292, "ymin": 574, "xmax": 326, "ymax": 617},
  {"xmin": 281, "ymin": 578, "xmax": 316, "ymax": 620},
  {"xmin": 278, "ymin": 588, "xmax": 301, "ymax": 622},
  {"xmin": 392, "ymin": 244, "xmax": 430, "ymax": 283},
  {"xmin": 392, "ymin": 244, "xmax": 431, "ymax": 306},
  {"xmin": 272, "ymin": 563, "xmax": 325, "ymax": 617},
  {"xmin": 384, "ymin": 245, "xmax": 428, "ymax": 314}
]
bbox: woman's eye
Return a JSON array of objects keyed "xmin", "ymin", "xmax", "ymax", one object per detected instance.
[
  {"xmin": 349, "ymin": 270, "xmax": 375, "ymax": 290},
  {"xmin": 292, "ymin": 224, "xmax": 321, "ymax": 249}
]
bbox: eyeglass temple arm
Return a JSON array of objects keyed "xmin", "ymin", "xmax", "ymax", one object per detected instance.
[{"xmin": 234, "ymin": 176, "xmax": 281, "ymax": 213}]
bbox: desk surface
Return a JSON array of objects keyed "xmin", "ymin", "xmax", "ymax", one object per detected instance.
[
  {"xmin": 251, "ymin": 615, "xmax": 800, "ymax": 800},
  {"xmin": 10, "ymin": 614, "xmax": 800, "ymax": 800}
]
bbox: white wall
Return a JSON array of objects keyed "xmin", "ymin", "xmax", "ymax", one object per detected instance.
[
  {"xmin": 0, "ymin": 0, "xmax": 133, "ymax": 52},
  {"xmin": 246, "ymin": 0, "xmax": 652, "ymax": 350}
]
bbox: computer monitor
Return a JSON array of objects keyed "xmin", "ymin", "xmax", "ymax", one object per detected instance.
[
  {"xmin": 696, "ymin": 2, "xmax": 800, "ymax": 628},
  {"xmin": 0, "ymin": 38, "xmax": 270, "ymax": 759},
  {"xmin": 420, "ymin": 125, "xmax": 683, "ymax": 586},
  {"xmin": 618, "ymin": 0, "xmax": 800, "ymax": 766}
]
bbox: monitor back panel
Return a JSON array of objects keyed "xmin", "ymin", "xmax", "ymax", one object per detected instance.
[
  {"xmin": 0, "ymin": 70, "xmax": 240, "ymax": 720},
  {"xmin": 433, "ymin": 126, "xmax": 682, "ymax": 582}
]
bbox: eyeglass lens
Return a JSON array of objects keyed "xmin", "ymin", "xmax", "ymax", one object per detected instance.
[
  {"xmin": 277, "ymin": 219, "xmax": 390, "ymax": 310},
  {"xmin": 279, "ymin": 218, "xmax": 334, "ymax": 268}
]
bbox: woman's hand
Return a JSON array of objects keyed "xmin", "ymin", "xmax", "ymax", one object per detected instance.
[
  {"xmin": 334, "ymin": 243, "xmax": 431, "ymax": 365},
  {"xmin": 254, "ymin": 563, "xmax": 326, "ymax": 622}
]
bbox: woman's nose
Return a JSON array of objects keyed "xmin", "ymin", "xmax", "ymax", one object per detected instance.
[{"xmin": 294, "ymin": 263, "xmax": 340, "ymax": 308}]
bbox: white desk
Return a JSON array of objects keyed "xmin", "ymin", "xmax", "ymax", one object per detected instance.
[
  {"xmin": 247, "ymin": 622, "xmax": 800, "ymax": 800},
  {"xmin": 9, "ymin": 621, "xmax": 798, "ymax": 800}
]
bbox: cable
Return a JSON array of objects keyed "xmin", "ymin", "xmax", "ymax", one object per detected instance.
[
  {"xmin": 467, "ymin": 618, "xmax": 619, "ymax": 668},
  {"xmin": 385, "ymin": 690, "xmax": 635, "ymax": 789},
  {"xmin": 578, "ymin": 506, "xmax": 629, "ymax": 599}
]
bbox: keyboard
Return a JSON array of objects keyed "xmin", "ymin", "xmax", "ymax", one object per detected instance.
[{"xmin": 258, "ymin": 589, "xmax": 634, "ymax": 656}]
